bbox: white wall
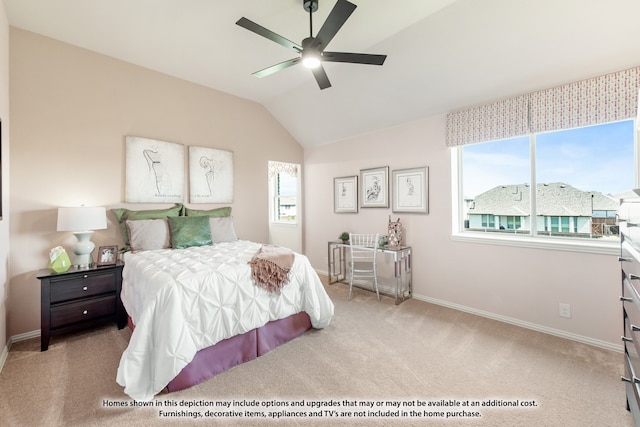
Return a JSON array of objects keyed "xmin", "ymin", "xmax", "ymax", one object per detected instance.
[{"xmin": 304, "ymin": 115, "xmax": 621, "ymax": 348}]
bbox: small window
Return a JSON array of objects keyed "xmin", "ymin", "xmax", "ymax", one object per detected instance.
[{"xmin": 269, "ymin": 161, "xmax": 299, "ymax": 224}]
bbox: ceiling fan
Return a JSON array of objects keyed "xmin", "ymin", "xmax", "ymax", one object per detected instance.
[{"xmin": 236, "ymin": 0, "xmax": 387, "ymax": 90}]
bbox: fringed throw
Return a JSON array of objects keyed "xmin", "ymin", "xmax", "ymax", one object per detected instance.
[{"xmin": 248, "ymin": 244, "xmax": 295, "ymax": 293}]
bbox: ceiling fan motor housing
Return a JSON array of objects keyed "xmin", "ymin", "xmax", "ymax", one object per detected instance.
[{"xmin": 303, "ymin": 0, "xmax": 318, "ymax": 13}]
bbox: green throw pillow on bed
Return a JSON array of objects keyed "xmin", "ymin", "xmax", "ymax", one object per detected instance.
[
  {"xmin": 168, "ymin": 216, "xmax": 213, "ymax": 249},
  {"xmin": 184, "ymin": 206, "xmax": 231, "ymax": 217}
]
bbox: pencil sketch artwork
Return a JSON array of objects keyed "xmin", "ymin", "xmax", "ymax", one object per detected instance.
[
  {"xmin": 334, "ymin": 176, "xmax": 358, "ymax": 213},
  {"xmin": 360, "ymin": 166, "xmax": 388, "ymax": 208},
  {"xmin": 392, "ymin": 166, "xmax": 428, "ymax": 214},
  {"xmin": 189, "ymin": 146, "xmax": 234, "ymax": 203},
  {"xmin": 125, "ymin": 136, "xmax": 185, "ymax": 203}
]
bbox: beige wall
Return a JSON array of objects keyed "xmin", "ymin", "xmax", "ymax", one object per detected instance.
[
  {"xmin": 0, "ymin": 4, "xmax": 10, "ymax": 353},
  {"xmin": 304, "ymin": 115, "xmax": 622, "ymax": 348},
  {"xmin": 8, "ymin": 28, "xmax": 303, "ymax": 337}
]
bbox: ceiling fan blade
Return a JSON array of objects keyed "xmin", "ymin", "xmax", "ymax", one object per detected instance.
[
  {"xmin": 311, "ymin": 65, "xmax": 332, "ymax": 90},
  {"xmin": 322, "ymin": 52, "xmax": 387, "ymax": 66},
  {"xmin": 236, "ymin": 17, "xmax": 302, "ymax": 53},
  {"xmin": 311, "ymin": 0, "xmax": 357, "ymax": 51},
  {"xmin": 253, "ymin": 58, "xmax": 301, "ymax": 78}
]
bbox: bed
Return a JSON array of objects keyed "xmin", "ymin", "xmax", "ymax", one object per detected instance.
[{"xmin": 112, "ymin": 206, "xmax": 334, "ymax": 402}]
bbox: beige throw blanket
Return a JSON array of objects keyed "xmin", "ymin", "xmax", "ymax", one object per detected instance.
[{"xmin": 249, "ymin": 244, "xmax": 295, "ymax": 294}]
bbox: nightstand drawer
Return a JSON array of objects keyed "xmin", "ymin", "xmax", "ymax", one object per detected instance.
[
  {"xmin": 50, "ymin": 272, "xmax": 116, "ymax": 303},
  {"xmin": 50, "ymin": 295, "xmax": 116, "ymax": 329}
]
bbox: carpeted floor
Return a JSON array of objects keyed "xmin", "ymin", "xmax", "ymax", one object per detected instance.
[{"xmin": 0, "ymin": 278, "xmax": 635, "ymax": 426}]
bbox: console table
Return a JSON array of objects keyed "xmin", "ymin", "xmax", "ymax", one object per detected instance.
[{"xmin": 327, "ymin": 241, "xmax": 412, "ymax": 305}]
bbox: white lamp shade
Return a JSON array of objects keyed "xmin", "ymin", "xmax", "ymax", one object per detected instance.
[{"xmin": 57, "ymin": 206, "xmax": 107, "ymax": 232}]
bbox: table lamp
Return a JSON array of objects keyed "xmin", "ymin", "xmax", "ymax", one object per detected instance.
[{"xmin": 56, "ymin": 206, "xmax": 107, "ymax": 268}]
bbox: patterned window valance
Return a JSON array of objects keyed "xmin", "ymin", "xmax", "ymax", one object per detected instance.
[
  {"xmin": 446, "ymin": 66, "xmax": 640, "ymax": 147},
  {"xmin": 268, "ymin": 161, "xmax": 299, "ymax": 178},
  {"xmin": 445, "ymin": 96, "xmax": 529, "ymax": 146},
  {"xmin": 529, "ymin": 67, "xmax": 640, "ymax": 134}
]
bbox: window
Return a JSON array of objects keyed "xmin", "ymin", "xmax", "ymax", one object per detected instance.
[
  {"xmin": 481, "ymin": 214, "xmax": 495, "ymax": 228},
  {"xmin": 458, "ymin": 120, "xmax": 636, "ymax": 244},
  {"xmin": 268, "ymin": 161, "xmax": 299, "ymax": 224}
]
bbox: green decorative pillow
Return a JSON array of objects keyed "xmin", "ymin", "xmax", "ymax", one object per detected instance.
[
  {"xmin": 112, "ymin": 204, "xmax": 183, "ymax": 250},
  {"xmin": 168, "ymin": 216, "xmax": 213, "ymax": 249},
  {"xmin": 184, "ymin": 206, "xmax": 232, "ymax": 218}
]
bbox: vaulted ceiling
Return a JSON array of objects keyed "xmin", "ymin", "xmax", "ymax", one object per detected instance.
[{"xmin": 5, "ymin": 0, "xmax": 640, "ymax": 146}]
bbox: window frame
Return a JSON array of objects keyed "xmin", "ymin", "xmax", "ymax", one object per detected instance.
[
  {"xmin": 269, "ymin": 169, "xmax": 298, "ymax": 225},
  {"xmin": 451, "ymin": 120, "xmax": 639, "ymax": 256}
]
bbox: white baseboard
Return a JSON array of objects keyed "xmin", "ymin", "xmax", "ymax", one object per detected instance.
[
  {"xmin": 0, "ymin": 329, "xmax": 41, "ymax": 374},
  {"xmin": 412, "ymin": 294, "xmax": 623, "ymax": 353},
  {"xmin": 318, "ymin": 269, "xmax": 622, "ymax": 353}
]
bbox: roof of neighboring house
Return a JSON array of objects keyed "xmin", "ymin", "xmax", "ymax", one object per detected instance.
[{"xmin": 468, "ymin": 182, "xmax": 619, "ymax": 216}]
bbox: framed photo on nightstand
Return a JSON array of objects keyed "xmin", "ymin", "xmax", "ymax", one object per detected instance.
[{"xmin": 96, "ymin": 245, "xmax": 118, "ymax": 267}]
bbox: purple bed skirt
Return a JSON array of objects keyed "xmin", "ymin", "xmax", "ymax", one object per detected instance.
[{"xmin": 129, "ymin": 312, "xmax": 312, "ymax": 393}]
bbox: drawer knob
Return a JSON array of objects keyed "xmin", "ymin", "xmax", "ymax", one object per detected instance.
[
  {"xmin": 619, "ymin": 257, "xmax": 633, "ymax": 262},
  {"xmin": 622, "ymin": 376, "xmax": 640, "ymax": 383},
  {"xmin": 83, "ymin": 275, "xmax": 88, "ymax": 279},
  {"xmin": 632, "ymin": 324, "xmax": 640, "ymax": 332},
  {"xmin": 623, "ymin": 336, "xmax": 634, "ymax": 343},
  {"xmin": 82, "ymin": 310, "xmax": 88, "ymax": 315},
  {"xmin": 82, "ymin": 286, "xmax": 88, "ymax": 291},
  {"xmin": 630, "ymin": 274, "xmax": 640, "ymax": 281},
  {"xmin": 621, "ymin": 296, "xmax": 633, "ymax": 302}
]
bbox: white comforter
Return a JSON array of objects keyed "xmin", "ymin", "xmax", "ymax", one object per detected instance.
[{"xmin": 116, "ymin": 240, "xmax": 334, "ymax": 401}]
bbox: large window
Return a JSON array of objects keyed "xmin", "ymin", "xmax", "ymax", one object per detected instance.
[{"xmin": 458, "ymin": 120, "xmax": 636, "ymax": 244}]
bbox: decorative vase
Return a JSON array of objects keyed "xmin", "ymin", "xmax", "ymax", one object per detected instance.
[
  {"xmin": 388, "ymin": 220, "xmax": 403, "ymax": 248},
  {"xmin": 49, "ymin": 246, "xmax": 71, "ymax": 273}
]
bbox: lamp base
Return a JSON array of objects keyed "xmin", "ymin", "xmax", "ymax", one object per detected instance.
[{"xmin": 72, "ymin": 231, "xmax": 95, "ymax": 268}]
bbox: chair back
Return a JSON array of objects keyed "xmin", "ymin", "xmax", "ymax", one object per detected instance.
[
  {"xmin": 349, "ymin": 233, "xmax": 379, "ymax": 266},
  {"xmin": 349, "ymin": 233, "xmax": 379, "ymax": 248},
  {"xmin": 347, "ymin": 233, "xmax": 380, "ymax": 300}
]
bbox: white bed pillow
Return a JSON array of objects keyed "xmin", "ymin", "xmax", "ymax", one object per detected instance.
[
  {"xmin": 126, "ymin": 219, "xmax": 171, "ymax": 251},
  {"xmin": 210, "ymin": 216, "xmax": 238, "ymax": 243}
]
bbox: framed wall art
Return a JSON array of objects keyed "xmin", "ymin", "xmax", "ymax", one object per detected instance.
[
  {"xmin": 360, "ymin": 166, "xmax": 389, "ymax": 208},
  {"xmin": 392, "ymin": 166, "xmax": 429, "ymax": 214},
  {"xmin": 334, "ymin": 175, "xmax": 358, "ymax": 213},
  {"xmin": 189, "ymin": 146, "xmax": 234, "ymax": 203},
  {"xmin": 125, "ymin": 136, "xmax": 184, "ymax": 203}
]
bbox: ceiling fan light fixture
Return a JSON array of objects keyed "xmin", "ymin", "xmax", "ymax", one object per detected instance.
[{"xmin": 302, "ymin": 52, "xmax": 321, "ymax": 69}]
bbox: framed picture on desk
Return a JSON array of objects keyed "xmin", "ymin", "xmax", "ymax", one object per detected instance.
[{"xmin": 334, "ymin": 176, "xmax": 358, "ymax": 213}]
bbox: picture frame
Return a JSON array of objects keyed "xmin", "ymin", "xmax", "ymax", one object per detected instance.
[
  {"xmin": 334, "ymin": 176, "xmax": 358, "ymax": 213},
  {"xmin": 189, "ymin": 146, "xmax": 234, "ymax": 203},
  {"xmin": 96, "ymin": 245, "xmax": 118, "ymax": 267},
  {"xmin": 125, "ymin": 136, "xmax": 185, "ymax": 203},
  {"xmin": 360, "ymin": 166, "xmax": 389, "ymax": 208},
  {"xmin": 392, "ymin": 166, "xmax": 429, "ymax": 214}
]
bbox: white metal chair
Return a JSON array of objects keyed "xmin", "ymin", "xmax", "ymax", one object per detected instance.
[{"xmin": 348, "ymin": 233, "xmax": 380, "ymax": 300}]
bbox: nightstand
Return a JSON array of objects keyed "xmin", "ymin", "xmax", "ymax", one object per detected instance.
[{"xmin": 37, "ymin": 261, "xmax": 126, "ymax": 351}]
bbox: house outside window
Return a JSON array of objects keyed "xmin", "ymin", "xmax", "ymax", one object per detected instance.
[{"xmin": 458, "ymin": 120, "xmax": 635, "ymax": 243}]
